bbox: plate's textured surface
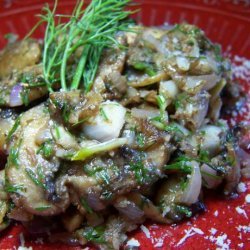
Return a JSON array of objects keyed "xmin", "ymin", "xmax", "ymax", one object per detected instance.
[{"xmin": 0, "ymin": 1, "xmax": 249, "ymax": 249}]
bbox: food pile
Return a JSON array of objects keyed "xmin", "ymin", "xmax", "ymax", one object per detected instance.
[{"xmin": 0, "ymin": 0, "xmax": 249, "ymax": 249}]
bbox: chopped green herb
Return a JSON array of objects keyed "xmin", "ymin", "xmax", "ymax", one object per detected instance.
[
  {"xmin": 72, "ymin": 138, "xmax": 127, "ymax": 161},
  {"xmin": 72, "ymin": 117, "xmax": 89, "ymax": 127},
  {"xmin": 4, "ymin": 33, "xmax": 18, "ymax": 43},
  {"xmin": 164, "ymin": 156, "xmax": 192, "ymax": 174},
  {"xmin": 54, "ymin": 125, "xmax": 61, "ymax": 139},
  {"xmin": 135, "ymin": 132, "xmax": 146, "ymax": 148},
  {"xmin": 8, "ymin": 140, "xmax": 22, "ymax": 168},
  {"xmin": 35, "ymin": 205, "xmax": 51, "ymax": 211},
  {"xmin": 6, "ymin": 116, "xmax": 21, "ymax": 143},
  {"xmin": 83, "ymin": 225, "xmax": 106, "ymax": 244},
  {"xmin": 100, "ymin": 107, "xmax": 109, "ymax": 121},
  {"xmin": 20, "ymin": 87, "xmax": 30, "ymax": 106},
  {"xmin": 5, "ymin": 183, "xmax": 25, "ymax": 194},
  {"xmin": 80, "ymin": 198, "xmax": 93, "ymax": 214},
  {"xmin": 132, "ymin": 61, "xmax": 156, "ymax": 76},
  {"xmin": 156, "ymin": 94, "xmax": 167, "ymax": 123},
  {"xmin": 175, "ymin": 205, "xmax": 192, "ymax": 217},
  {"xmin": 37, "ymin": 140, "xmax": 53, "ymax": 158},
  {"xmin": 25, "ymin": 168, "xmax": 47, "ymax": 190},
  {"xmin": 214, "ymin": 44, "xmax": 223, "ymax": 62}
]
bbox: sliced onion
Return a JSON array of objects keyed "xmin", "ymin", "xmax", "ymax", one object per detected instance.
[
  {"xmin": 83, "ymin": 101, "xmax": 126, "ymax": 142},
  {"xmin": 201, "ymin": 163, "xmax": 222, "ymax": 189},
  {"xmin": 131, "ymin": 107, "xmax": 161, "ymax": 119},
  {"xmin": 9, "ymin": 84, "xmax": 23, "ymax": 107},
  {"xmin": 180, "ymin": 161, "xmax": 202, "ymax": 205},
  {"xmin": 87, "ymin": 193, "xmax": 106, "ymax": 211}
]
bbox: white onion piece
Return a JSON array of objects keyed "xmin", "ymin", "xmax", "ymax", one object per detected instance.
[
  {"xmin": 201, "ymin": 164, "xmax": 222, "ymax": 189},
  {"xmin": 51, "ymin": 125, "xmax": 78, "ymax": 150},
  {"xmin": 199, "ymin": 125, "xmax": 222, "ymax": 155},
  {"xmin": 180, "ymin": 161, "xmax": 202, "ymax": 205},
  {"xmin": 122, "ymin": 129, "xmax": 135, "ymax": 145},
  {"xmin": 9, "ymin": 84, "xmax": 23, "ymax": 107},
  {"xmin": 131, "ymin": 107, "xmax": 161, "ymax": 120},
  {"xmin": 83, "ymin": 101, "xmax": 126, "ymax": 142},
  {"xmin": 159, "ymin": 80, "xmax": 179, "ymax": 105},
  {"xmin": 176, "ymin": 56, "xmax": 190, "ymax": 71}
]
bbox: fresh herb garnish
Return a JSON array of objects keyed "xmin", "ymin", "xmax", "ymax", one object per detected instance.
[
  {"xmin": 128, "ymin": 155, "xmax": 152, "ymax": 185},
  {"xmin": 41, "ymin": 0, "xmax": 133, "ymax": 92}
]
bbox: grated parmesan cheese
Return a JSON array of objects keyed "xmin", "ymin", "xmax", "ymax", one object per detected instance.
[
  {"xmin": 245, "ymin": 194, "xmax": 250, "ymax": 203},
  {"xmin": 209, "ymin": 228, "xmax": 217, "ymax": 235},
  {"xmin": 237, "ymin": 182, "xmax": 247, "ymax": 193},
  {"xmin": 140, "ymin": 225, "xmax": 151, "ymax": 239},
  {"xmin": 235, "ymin": 206, "xmax": 248, "ymax": 219},
  {"xmin": 126, "ymin": 238, "xmax": 140, "ymax": 247}
]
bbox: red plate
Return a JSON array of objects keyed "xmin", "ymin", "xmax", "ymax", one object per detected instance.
[{"xmin": 0, "ymin": 1, "xmax": 249, "ymax": 249}]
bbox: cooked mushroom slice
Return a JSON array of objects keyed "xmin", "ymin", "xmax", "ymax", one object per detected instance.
[
  {"xmin": 5, "ymin": 105, "xmax": 70, "ymax": 216},
  {"xmin": 62, "ymin": 207, "xmax": 85, "ymax": 232},
  {"xmin": 0, "ymin": 39, "xmax": 41, "ymax": 78},
  {"xmin": 0, "ymin": 108, "xmax": 19, "ymax": 153},
  {"xmin": 172, "ymin": 90, "xmax": 210, "ymax": 130},
  {"xmin": 0, "ymin": 170, "xmax": 9, "ymax": 231},
  {"xmin": 224, "ymin": 143, "xmax": 241, "ymax": 195},
  {"xmin": 125, "ymin": 192, "xmax": 171, "ymax": 223},
  {"xmin": 0, "ymin": 64, "xmax": 47, "ymax": 107},
  {"xmin": 49, "ymin": 90, "xmax": 102, "ymax": 126},
  {"xmin": 92, "ymin": 47, "xmax": 127, "ymax": 97}
]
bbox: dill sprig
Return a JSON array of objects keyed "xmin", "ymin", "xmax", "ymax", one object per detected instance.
[{"xmin": 41, "ymin": 0, "xmax": 133, "ymax": 92}]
